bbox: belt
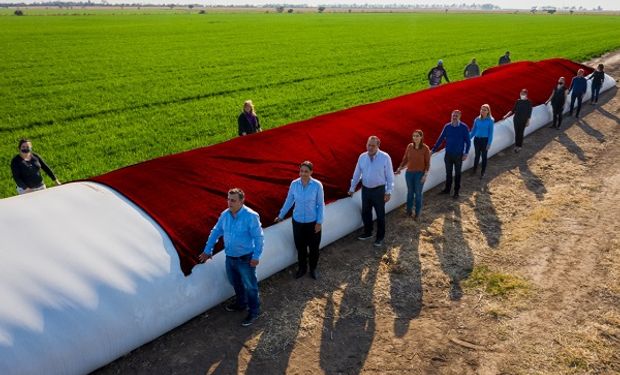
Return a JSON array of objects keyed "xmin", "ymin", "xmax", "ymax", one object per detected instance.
[
  {"xmin": 362, "ymin": 185, "xmax": 385, "ymax": 190},
  {"xmin": 226, "ymin": 253, "xmax": 253, "ymax": 260}
]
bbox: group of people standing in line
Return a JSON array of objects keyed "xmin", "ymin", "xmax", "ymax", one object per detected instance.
[{"xmin": 10, "ymin": 60, "xmax": 606, "ymax": 329}]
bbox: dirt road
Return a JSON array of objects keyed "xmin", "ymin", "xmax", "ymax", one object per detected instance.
[{"xmin": 95, "ymin": 53, "xmax": 620, "ymax": 375}]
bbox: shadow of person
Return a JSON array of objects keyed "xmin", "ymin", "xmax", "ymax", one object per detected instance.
[
  {"xmin": 318, "ymin": 235, "xmax": 388, "ymax": 375},
  {"xmin": 518, "ymin": 164, "xmax": 547, "ymax": 201},
  {"xmin": 576, "ymin": 118, "xmax": 606, "ymax": 143},
  {"xmin": 595, "ymin": 104, "xmax": 620, "ymax": 125},
  {"xmin": 556, "ymin": 132, "xmax": 586, "ymax": 162},
  {"xmin": 388, "ymin": 222, "xmax": 423, "ymax": 337},
  {"xmin": 432, "ymin": 204, "xmax": 474, "ymax": 301},
  {"xmin": 473, "ymin": 188, "xmax": 502, "ymax": 248}
]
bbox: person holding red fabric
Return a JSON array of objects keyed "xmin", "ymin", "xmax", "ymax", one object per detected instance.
[
  {"xmin": 395, "ymin": 130, "xmax": 430, "ymax": 220},
  {"xmin": 348, "ymin": 136, "xmax": 395, "ymax": 247},
  {"xmin": 545, "ymin": 77, "xmax": 567, "ymax": 129},
  {"xmin": 427, "ymin": 59, "xmax": 450, "ymax": 87},
  {"xmin": 237, "ymin": 100, "xmax": 261, "ymax": 136},
  {"xmin": 275, "ymin": 161, "xmax": 325, "ymax": 280},
  {"xmin": 199, "ymin": 188, "xmax": 264, "ymax": 327},
  {"xmin": 431, "ymin": 110, "xmax": 470, "ymax": 199},
  {"xmin": 503, "ymin": 88, "xmax": 532, "ymax": 153},
  {"xmin": 11, "ymin": 139, "xmax": 61, "ymax": 195},
  {"xmin": 588, "ymin": 64, "xmax": 605, "ymax": 105}
]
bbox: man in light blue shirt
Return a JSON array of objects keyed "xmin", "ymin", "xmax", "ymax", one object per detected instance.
[
  {"xmin": 199, "ymin": 188, "xmax": 264, "ymax": 327},
  {"xmin": 348, "ymin": 136, "xmax": 395, "ymax": 247},
  {"xmin": 275, "ymin": 161, "xmax": 325, "ymax": 279}
]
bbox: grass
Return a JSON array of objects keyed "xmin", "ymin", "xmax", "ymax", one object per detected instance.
[
  {"xmin": 1, "ymin": 12, "xmax": 620, "ymax": 197},
  {"xmin": 463, "ymin": 265, "xmax": 530, "ymax": 297}
]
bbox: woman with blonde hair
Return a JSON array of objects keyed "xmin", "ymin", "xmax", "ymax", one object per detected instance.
[
  {"xmin": 470, "ymin": 104, "xmax": 495, "ymax": 178},
  {"xmin": 238, "ymin": 100, "xmax": 261, "ymax": 136},
  {"xmin": 396, "ymin": 130, "xmax": 430, "ymax": 219}
]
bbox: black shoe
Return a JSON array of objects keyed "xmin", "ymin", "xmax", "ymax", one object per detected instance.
[
  {"xmin": 225, "ymin": 303, "xmax": 247, "ymax": 312},
  {"xmin": 295, "ymin": 269, "xmax": 306, "ymax": 279},
  {"xmin": 480, "ymin": 173, "xmax": 485, "ymax": 180},
  {"xmin": 310, "ymin": 269, "xmax": 318, "ymax": 280},
  {"xmin": 452, "ymin": 192, "xmax": 459, "ymax": 199},
  {"xmin": 373, "ymin": 239, "xmax": 384, "ymax": 247},
  {"xmin": 241, "ymin": 313, "xmax": 259, "ymax": 327},
  {"xmin": 357, "ymin": 233, "xmax": 373, "ymax": 241},
  {"xmin": 438, "ymin": 189, "xmax": 450, "ymax": 195}
]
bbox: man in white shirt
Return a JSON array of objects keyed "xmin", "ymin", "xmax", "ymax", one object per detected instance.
[{"xmin": 348, "ymin": 136, "xmax": 395, "ymax": 247}]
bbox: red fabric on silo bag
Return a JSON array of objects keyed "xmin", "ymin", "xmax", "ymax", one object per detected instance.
[{"xmin": 90, "ymin": 58, "xmax": 591, "ymax": 275}]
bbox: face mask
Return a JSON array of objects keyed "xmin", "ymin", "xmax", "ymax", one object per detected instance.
[
  {"xmin": 520, "ymin": 95, "xmax": 527, "ymax": 100},
  {"xmin": 558, "ymin": 83, "xmax": 564, "ymax": 87},
  {"xmin": 20, "ymin": 148, "xmax": 31, "ymax": 153}
]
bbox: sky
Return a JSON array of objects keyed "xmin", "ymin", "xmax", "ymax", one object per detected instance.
[{"xmin": 13, "ymin": 0, "xmax": 620, "ymax": 10}]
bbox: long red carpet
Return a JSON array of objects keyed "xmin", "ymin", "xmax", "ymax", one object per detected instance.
[{"xmin": 90, "ymin": 59, "xmax": 591, "ymax": 275}]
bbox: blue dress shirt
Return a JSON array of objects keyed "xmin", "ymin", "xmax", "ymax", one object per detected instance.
[
  {"xmin": 349, "ymin": 150, "xmax": 395, "ymax": 194},
  {"xmin": 470, "ymin": 116, "xmax": 495, "ymax": 146},
  {"xmin": 203, "ymin": 205, "xmax": 264, "ymax": 260},
  {"xmin": 278, "ymin": 178, "xmax": 325, "ymax": 224}
]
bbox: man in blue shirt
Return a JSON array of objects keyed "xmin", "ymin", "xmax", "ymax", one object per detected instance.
[
  {"xmin": 569, "ymin": 69, "xmax": 588, "ymax": 118},
  {"xmin": 431, "ymin": 110, "xmax": 471, "ymax": 199},
  {"xmin": 275, "ymin": 161, "xmax": 325, "ymax": 279},
  {"xmin": 349, "ymin": 136, "xmax": 395, "ymax": 247},
  {"xmin": 199, "ymin": 188, "xmax": 264, "ymax": 327}
]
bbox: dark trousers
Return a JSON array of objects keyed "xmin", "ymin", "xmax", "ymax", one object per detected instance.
[
  {"xmin": 292, "ymin": 219, "xmax": 322, "ymax": 271},
  {"xmin": 552, "ymin": 104, "xmax": 563, "ymax": 128},
  {"xmin": 361, "ymin": 185, "xmax": 386, "ymax": 241},
  {"xmin": 473, "ymin": 137, "xmax": 489, "ymax": 175},
  {"xmin": 514, "ymin": 120, "xmax": 527, "ymax": 147},
  {"xmin": 591, "ymin": 85, "xmax": 601, "ymax": 103},
  {"xmin": 570, "ymin": 93, "xmax": 583, "ymax": 116},
  {"xmin": 225, "ymin": 254, "xmax": 260, "ymax": 317},
  {"xmin": 444, "ymin": 153, "xmax": 463, "ymax": 194}
]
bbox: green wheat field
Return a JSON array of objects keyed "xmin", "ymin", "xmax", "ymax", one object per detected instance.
[{"xmin": 1, "ymin": 11, "xmax": 619, "ymax": 197}]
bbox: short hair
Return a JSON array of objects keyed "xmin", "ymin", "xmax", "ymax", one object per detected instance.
[
  {"xmin": 452, "ymin": 109, "xmax": 462, "ymax": 116},
  {"xmin": 598, "ymin": 63, "xmax": 604, "ymax": 70},
  {"xmin": 367, "ymin": 135, "xmax": 381, "ymax": 146},
  {"xmin": 520, "ymin": 88, "xmax": 528, "ymax": 94},
  {"xmin": 300, "ymin": 160, "xmax": 313, "ymax": 171},
  {"xmin": 228, "ymin": 188, "xmax": 245, "ymax": 201},
  {"xmin": 18, "ymin": 139, "xmax": 31, "ymax": 149}
]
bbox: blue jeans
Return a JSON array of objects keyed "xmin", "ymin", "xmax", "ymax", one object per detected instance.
[
  {"xmin": 225, "ymin": 254, "xmax": 260, "ymax": 317},
  {"xmin": 405, "ymin": 171, "xmax": 424, "ymax": 216},
  {"xmin": 591, "ymin": 85, "xmax": 601, "ymax": 103}
]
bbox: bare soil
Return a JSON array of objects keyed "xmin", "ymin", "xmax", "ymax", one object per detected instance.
[{"xmin": 95, "ymin": 52, "xmax": 620, "ymax": 375}]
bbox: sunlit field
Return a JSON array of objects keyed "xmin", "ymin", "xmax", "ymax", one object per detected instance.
[{"xmin": 1, "ymin": 11, "xmax": 619, "ymax": 197}]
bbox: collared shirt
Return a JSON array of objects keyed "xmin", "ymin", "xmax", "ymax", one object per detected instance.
[
  {"xmin": 349, "ymin": 150, "xmax": 395, "ymax": 194},
  {"xmin": 278, "ymin": 177, "xmax": 325, "ymax": 224},
  {"xmin": 431, "ymin": 122, "xmax": 471, "ymax": 156},
  {"xmin": 203, "ymin": 205, "xmax": 264, "ymax": 260},
  {"xmin": 470, "ymin": 116, "xmax": 495, "ymax": 146}
]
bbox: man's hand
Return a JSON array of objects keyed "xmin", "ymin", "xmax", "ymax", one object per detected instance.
[
  {"xmin": 314, "ymin": 223, "xmax": 322, "ymax": 233},
  {"xmin": 198, "ymin": 252, "xmax": 212, "ymax": 263},
  {"xmin": 384, "ymin": 194, "xmax": 391, "ymax": 203},
  {"xmin": 348, "ymin": 191, "xmax": 354, "ymax": 197},
  {"xmin": 250, "ymin": 259, "xmax": 259, "ymax": 267},
  {"xmin": 274, "ymin": 216, "xmax": 282, "ymax": 223},
  {"xmin": 462, "ymin": 154, "xmax": 468, "ymax": 161},
  {"xmin": 421, "ymin": 175, "xmax": 427, "ymax": 183},
  {"xmin": 54, "ymin": 179, "xmax": 61, "ymax": 186}
]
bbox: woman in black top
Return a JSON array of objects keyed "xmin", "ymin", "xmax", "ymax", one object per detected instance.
[
  {"xmin": 588, "ymin": 63, "xmax": 605, "ymax": 105},
  {"xmin": 545, "ymin": 77, "xmax": 568, "ymax": 129},
  {"xmin": 11, "ymin": 139, "xmax": 61, "ymax": 195},
  {"xmin": 502, "ymin": 88, "xmax": 533, "ymax": 153},
  {"xmin": 237, "ymin": 100, "xmax": 261, "ymax": 136}
]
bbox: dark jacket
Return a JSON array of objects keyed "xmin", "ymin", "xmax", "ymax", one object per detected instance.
[
  {"xmin": 11, "ymin": 153, "xmax": 56, "ymax": 189},
  {"xmin": 238, "ymin": 113, "xmax": 261, "ymax": 136}
]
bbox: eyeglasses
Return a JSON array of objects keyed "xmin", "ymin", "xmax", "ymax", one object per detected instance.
[{"xmin": 20, "ymin": 148, "xmax": 31, "ymax": 153}]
